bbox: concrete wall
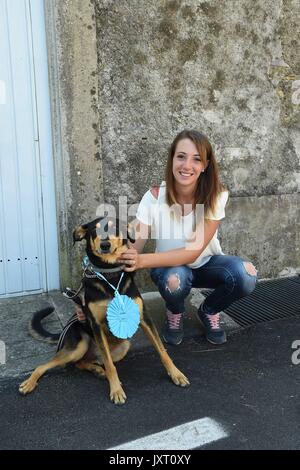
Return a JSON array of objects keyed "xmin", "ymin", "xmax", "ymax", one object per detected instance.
[
  {"xmin": 45, "ymin": 0, "xmax": 103, "ymax": 286},
  {"xmin": 46, "ymin": 0, "xmax": 300, "ymax": 288}
]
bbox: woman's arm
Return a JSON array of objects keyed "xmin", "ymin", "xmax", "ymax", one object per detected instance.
[
  {"xmin": 120, "ymin": 219, "xmax": 221, "ymax": 271},
  {"xmin": 127, "ymin": 220, "xmax": 150, "ymax": 253}
]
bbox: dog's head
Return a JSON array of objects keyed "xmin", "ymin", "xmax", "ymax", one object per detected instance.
[{"xmin": 73, "ymin": 216, "xmax": 135, "ymax": 267}]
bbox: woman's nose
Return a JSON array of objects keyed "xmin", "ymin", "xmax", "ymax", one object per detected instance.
[{"xmin": 182, "ymin": 157, "xmax": 192, "ymax": 169}]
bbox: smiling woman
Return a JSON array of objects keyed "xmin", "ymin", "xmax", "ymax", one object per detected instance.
[{"xmin": 117, "ymin": 129, "xmax": 258, "ymax": 346}]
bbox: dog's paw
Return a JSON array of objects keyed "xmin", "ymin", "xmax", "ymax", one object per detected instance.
[
  {"xmin": 92, "ymin": 365, "xmax": 106, "ymax": 378},
  {"xmin": 169, "ymin": 369, "xmax": 190, "ymax": 387},
  {"xmin": 110, "ymin": 386, "xmax": 127, "ymax": 405},
  {"xmin": 19, "ymin": 378, "xmax": 37, "ymax": 395}
]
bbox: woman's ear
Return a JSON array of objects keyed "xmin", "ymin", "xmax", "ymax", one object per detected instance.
[{"xmin": 72, "ymin": 224, "xmax": 88, "ymax": 245}]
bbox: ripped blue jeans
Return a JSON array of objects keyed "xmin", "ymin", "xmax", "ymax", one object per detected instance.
[{"xmin": 150, "ymin": 255, "xmax": 257, "ymax": 315}]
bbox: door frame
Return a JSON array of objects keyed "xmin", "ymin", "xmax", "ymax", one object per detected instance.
[{"xmin": 29, "ymin": 0, "xmax": 59, "ymax": 291}]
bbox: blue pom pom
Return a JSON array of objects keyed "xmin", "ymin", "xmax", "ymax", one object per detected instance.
[{"xmin": 107, "ymin": 294, "xmax": 140, "ymax": 339}]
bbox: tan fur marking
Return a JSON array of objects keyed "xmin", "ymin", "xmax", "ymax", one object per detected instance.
[
  {"xmin": 133, "ymin": 296, "xmax": 143, "ymax": 320},
  {"xmin": 75, "ymin": 360, "xmax": 106, "ymax": 378},
  {"xmin": 90, "ymin": 280, "xmax": 107, "ymax": 294},
  {"xmin": 110, "ymin": 340, "xmax": 130, "ymax": 363},
  {"xmin": 98, "ymin": 244, "xmax": 127, "ymax": 264},
  {"xmin": 73, "ymin": 225, "xmax": 87, "ymax": 240},
  {"xmin": 19, "ymin": 339, "xmax": 89, "ymax": 395},
  {"xmin": 88, "ymin": 300, "xmax": 109, "ymax": 324},
  {"xmin": 89, "ymin": 235, "xmax": 127, "ymax": 264},
  {"xmin": 96, "ymin": 328, "xmax": 126, "ymax": 404},
  {"xmin": 121, "ymin": 277, "xmax": 132, "ymax": 293}
]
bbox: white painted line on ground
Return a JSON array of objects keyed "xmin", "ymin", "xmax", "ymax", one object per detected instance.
[{"xmin": 109, "ymin": 417, "xmax": 228, "ymax": 450}]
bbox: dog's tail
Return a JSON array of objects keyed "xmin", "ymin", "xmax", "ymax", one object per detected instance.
[{"xmin": 29, "ymin": 307, "xmax": 60, "ymax": 344}]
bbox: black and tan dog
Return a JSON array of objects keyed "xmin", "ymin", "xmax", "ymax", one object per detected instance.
[{"xmin": 19, "ymin": 217, "xmax": 189, "ymax": 404}]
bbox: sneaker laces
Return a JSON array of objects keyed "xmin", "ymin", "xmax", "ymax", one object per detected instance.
[
  {"xmin": 166, "ymin": 310, "xmax": 182, "ymax": 330},
  {"xmin": 205, "ymin": 312, "xmax": 220, "ymax": 330}
]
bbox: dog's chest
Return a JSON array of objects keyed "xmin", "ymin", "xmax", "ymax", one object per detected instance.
[
  {"xmin": 87, "ymin": 298, "xmax": 109, "ymax": 323},
  {"xmin": 84, "ymin": 275, "xmax": 137, "ymax": 324}
]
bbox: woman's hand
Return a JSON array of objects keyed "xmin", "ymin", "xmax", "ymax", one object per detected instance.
[{"xmin": 118, "ymin": 248, "xmax": 142, "ymax": 272}]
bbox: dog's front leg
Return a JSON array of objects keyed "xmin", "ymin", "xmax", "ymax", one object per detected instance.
[
  {"xmin": 140, "ymin": 314, "xmax": 190, "ymax": 388},
  {"xmin": 92, "ymin": 325, "xmax": 127, "ymax": 405},
  {"xmin": 133, "ymin": 298, "xmax": 190, "ymax": 387}
]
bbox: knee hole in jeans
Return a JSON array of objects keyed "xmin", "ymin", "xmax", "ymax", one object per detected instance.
[
  {"xmin": 166, "ymin": 273, "xmax": 181, "ymax": 293},
  {"xmin": 243, "ymin": 262, "xmax": 257, "ymax": 277}
]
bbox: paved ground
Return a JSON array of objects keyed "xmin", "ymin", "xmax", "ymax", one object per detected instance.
[
  {"xmin": 1, "ymin": 317, "xmax": 300, "ymax": 451},
  {"xmin": 0, "ymin": 288, "xmax": 238, "ymax": 379},
  {"xmin": 1, "ymin": 287, "xmax": 300, "ymax": 451}
]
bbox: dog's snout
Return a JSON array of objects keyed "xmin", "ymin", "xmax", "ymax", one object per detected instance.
[{"xmin": 100, "ymin": 241, "xmax": 111, "ymax": 252}]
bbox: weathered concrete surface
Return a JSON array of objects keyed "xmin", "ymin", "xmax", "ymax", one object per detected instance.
[
  {"xmin": 45, "ymin": 0, "xmax": 102, "ymax": 287},
  {"xmin": 219, "ymin": 193, "xmax": 300, "ymax": 278},
  {"xmin": 94, "ymin": 0, "xmax": 299, "ymax": 279},
  {"xmin": 45, "ymin": 0, "xmax": 299, "ymax": 287}
]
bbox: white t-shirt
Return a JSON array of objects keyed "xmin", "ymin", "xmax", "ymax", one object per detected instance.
[{"xmin": 136, "ymin": 182, "xmax": 229, "ymax": 269}]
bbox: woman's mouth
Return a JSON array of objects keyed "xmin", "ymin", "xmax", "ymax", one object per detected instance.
[{"xmin": 179, "ymin": 171, "xmax": 194, "ymax": 178}]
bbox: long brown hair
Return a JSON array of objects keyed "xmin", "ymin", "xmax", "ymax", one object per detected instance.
[{"xmin": 165, "ymin": 130, "xmax": 226, "ymax": 215}]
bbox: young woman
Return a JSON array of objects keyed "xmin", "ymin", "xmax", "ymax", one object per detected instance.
[{"xmin": 117, "ymin": 129, "xmax": 257, "ymax": 345}]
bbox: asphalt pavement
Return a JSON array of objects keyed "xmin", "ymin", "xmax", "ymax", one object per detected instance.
[{"xmin": 0, "ymin": 288, "xmax": 300, "ymax": 450}]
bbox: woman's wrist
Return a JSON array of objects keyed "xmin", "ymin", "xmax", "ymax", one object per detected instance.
[
  {"xmin": 138, "ymin": 253, "xmax": 146, "ymax": 270},
  {"xmin": 138, "ymin": 253, "xmax": 160, "ymax": 270}
]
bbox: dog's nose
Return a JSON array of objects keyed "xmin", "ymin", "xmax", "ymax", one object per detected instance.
[{"xmin": 100, "ymin": 241, "xmax": 111, "ymax": 252}]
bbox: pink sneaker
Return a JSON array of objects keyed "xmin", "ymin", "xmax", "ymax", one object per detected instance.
[
  {"xmin": 198, "ymin": 304, "xmax": 227, "ymax": 345},
  {"xmin": 163, "ymin": 310, "xmax": 184, "ymax": 346}
]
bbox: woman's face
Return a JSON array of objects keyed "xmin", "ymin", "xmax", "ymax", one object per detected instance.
[{"xmin": 172, "ymin": 138, "xmax": 206, "ymax": 191}]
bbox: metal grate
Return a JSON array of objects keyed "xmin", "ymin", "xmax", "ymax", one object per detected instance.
[{"xmin": 201, "ymin": 276, "xmax": 300, "ymax": 328}]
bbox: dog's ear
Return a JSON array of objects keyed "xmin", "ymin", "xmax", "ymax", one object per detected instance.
[{"xmin": 73, "ymin": 224, "xmax": 88, "ymax": 245}]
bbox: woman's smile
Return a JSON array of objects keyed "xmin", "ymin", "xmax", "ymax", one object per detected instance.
[{"xmin": 178, "ymin": 171, "xmax": 195, "ymax": 178}]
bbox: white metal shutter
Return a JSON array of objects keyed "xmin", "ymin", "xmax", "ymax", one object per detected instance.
[{"xmin": 0, "ymin": 0, "xmax": 59, "ymax": 297}]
